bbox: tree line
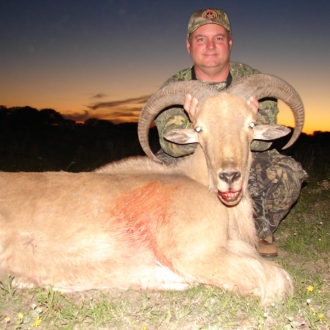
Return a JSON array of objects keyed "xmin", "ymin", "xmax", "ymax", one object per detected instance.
[
  {"xmin": 0, "ymin": 106, "xmax": 328, "ymax": 181},
  {"xmin": 0, "ymin": 105, "xmax": 159, "ymax": 172}
]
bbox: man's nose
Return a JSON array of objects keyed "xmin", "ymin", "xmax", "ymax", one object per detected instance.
[{"xmin": 206, "ymin": 40, "xmax": 215, "ymax": 49}]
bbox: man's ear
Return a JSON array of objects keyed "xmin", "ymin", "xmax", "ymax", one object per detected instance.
[
  {"xmin": 228, "ymin": 36, "xmax": 233, "ymax": 51},
  {"xmin": 186, "ymin": 38, "xmax": 191, "ymax": 54}
]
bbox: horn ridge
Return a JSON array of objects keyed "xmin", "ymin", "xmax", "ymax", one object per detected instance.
[
  {"xmin": 138, "ymin": 81, "xmax": 218, "ymax": 162},
  {"xmin": 227, "ymin": 74, "xmax": 304, "ymax": 149}
]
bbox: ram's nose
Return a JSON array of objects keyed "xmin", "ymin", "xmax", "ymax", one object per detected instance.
[{"xmin": 218, "ymin": 171, "xmax": 241, "ymax": 184}]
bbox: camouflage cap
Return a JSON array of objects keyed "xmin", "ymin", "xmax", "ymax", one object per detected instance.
[{"xmin": 187, "ymin": 9, "xmax": 231, "ymax": 37}]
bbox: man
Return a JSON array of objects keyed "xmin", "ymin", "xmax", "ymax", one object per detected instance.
[{"xmin": 155, "ymin": 8, "xmax": 307, "ymax": 257}]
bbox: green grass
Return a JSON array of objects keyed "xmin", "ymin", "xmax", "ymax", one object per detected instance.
[{"xmin": 1, "ymin": 180, "xmax": 329, "ymax": 330}]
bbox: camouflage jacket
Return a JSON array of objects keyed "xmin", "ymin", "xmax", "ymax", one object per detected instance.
[{"xmin": 155, "ymin": 61, "xmax": 279, "ymax": 157}]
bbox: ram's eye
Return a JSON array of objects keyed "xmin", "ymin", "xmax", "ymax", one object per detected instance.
[
  {"xmin": 195, "ymin": 126, "xmax": 202, "ymax": 132},
  {"xmin": 249, "ymin": 122, "xmax": 255, "ymax": 129}
]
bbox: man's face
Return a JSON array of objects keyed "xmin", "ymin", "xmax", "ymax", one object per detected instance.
[{"xmin": 186, "ymin": 24, "xmax": 232, "ymax": 70}]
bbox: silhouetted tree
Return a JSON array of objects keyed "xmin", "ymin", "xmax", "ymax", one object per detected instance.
[
  {"xmin": 0, "ymin": 106, "xmax": 10, "ymax": 127},
  {"xmin": 39, "ymin": 108, "xmax": 65, "ymax": 126},
  {"xmin": 8, "ymin": 106, "xmax": 39, "ymax": 128}
]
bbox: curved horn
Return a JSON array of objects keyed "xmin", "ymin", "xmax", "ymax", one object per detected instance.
[
  {"xmin": 226, "ymin": 73, "xmax": 304, "ymax": 149},
  {"xmin": 138, "ymin": 81, "xmax": 218, "ymax": 162}
]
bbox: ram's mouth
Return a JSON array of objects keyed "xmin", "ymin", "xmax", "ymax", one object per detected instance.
[{"xmin": 218, "ymin": 190, "xmax": 242, "ymax": 205}]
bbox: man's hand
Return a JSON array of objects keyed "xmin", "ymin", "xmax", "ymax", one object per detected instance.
[
  {"xmin": 183, "ymin": 94, "xmax": 199, "ymax": 120},
  {"xmin": 247, "ymin": 96, "xmax": 259, "ymax": 114},
  {"xmin": 184, "ymin": 94, "xmax": 259, "ymax": 120}
]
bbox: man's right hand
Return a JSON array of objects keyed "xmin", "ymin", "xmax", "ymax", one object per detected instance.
[{"xmin": 183, "ymin": 94, "xmax": 199, "ymax": 120}]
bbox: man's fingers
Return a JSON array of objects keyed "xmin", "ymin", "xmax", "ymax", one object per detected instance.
[
  {"xmin": 247, "ymin": 96, "xmax": 259, "ymax": 113},
  {"xmin": 190, "ymin": 97, "xmax": 198, "ymax": 117},
  {"xmin": 183, "ymin": 94, "xmax": 192, "ymax": 113},
  {"xmin": 184, "ymin": 94, "xmax": 199, "ymax": 119}
]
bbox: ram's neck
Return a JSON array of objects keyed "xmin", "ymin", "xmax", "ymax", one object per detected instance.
[
  {"xmin": 178, "ymin": 147, "xmax": 209, "ymax": 186},
  {"xmin": 227, "ymin": 195, "xmax": 257, "ymax": 247}
]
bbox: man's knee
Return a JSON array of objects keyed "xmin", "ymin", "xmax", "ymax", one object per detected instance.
[
  {"xmin": 250, "ymin": 149, "xmax": 307, "ymax": 192},
  {"xmin": 249, "ymin": 150, "xmax": 308, "ymax": 237}
]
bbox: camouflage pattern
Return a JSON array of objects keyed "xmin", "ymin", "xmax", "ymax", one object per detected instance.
[
  {"xmin": 187, "ymin": 8, "xmax": 231, "ymax": 37},
  {"xmin": 155, "ymin": 61, "xmax": 308, "ymax": 239},
  {"xmin": 249, "ymin": 150, "xmax": 307, "ymax": 239}
]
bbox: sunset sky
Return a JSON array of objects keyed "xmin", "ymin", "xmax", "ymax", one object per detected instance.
[{"xmin": 1, "ymin": 0, "xmax": 329, "ymax": 134}]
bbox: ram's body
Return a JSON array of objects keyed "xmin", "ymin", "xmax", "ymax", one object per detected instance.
[{"xmin": 0, "ymin": 75, "xmax": 304, "ymax": 305}]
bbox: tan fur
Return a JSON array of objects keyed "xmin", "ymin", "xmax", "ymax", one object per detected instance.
[{"xmin": 0, "ymin": 93, "xmax": 292, "ymax": 305}]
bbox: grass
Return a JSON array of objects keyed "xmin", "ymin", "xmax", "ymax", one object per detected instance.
[{"xmin": 0, "ymin": 179, "xmax": 329, "ymax": 329}]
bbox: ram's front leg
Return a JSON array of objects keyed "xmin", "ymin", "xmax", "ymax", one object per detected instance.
[{"xmin": 173, "ymin": 240, "xmax": 293, "ymax": 306}]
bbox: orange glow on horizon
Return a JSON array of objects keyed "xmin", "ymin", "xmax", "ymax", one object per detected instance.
[{"xmin": 2, "ymin": 96, "xmax": 328, "ymax": 136}]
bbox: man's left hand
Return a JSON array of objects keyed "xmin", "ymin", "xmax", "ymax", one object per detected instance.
[{"xmin": 247, "ymin": 96, "xmax": 259, "ymax": 113}]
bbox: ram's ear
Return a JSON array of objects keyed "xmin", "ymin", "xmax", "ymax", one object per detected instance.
[
  {"xmin": 253, "ymin": 125, "xmax": 291, "ymax": 141},
  {"xmin": 164, "ymin": 128, "xmax": 199, "ymax": 144}
]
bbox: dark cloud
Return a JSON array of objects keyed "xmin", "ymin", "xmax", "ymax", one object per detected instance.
[
  {"xmin": 92, "ymin": 93, "xmax": 107, "ymax": 99},
  {"xmin": 88, "ymin": 95, "xmax": 150, "ymax": 111},
  {"xmin": 63, "ymin": 110, "xmax": 90, "ymax": 122},
  {"xmin": 62, "ymin": 95, "xmax": 151, "ymax": 123}
]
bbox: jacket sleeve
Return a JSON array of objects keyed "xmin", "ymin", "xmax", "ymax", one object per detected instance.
[
  {"xmin": 154, "ymin": 69, "xmax": 197, "ymax": 157},
  {"xmin": 251, "ymin": 97, "xmax": 279, "ymax": 151},
  {"xmin": 155, "ymin": 107, "xmax": 197, "ymax": 157}
]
